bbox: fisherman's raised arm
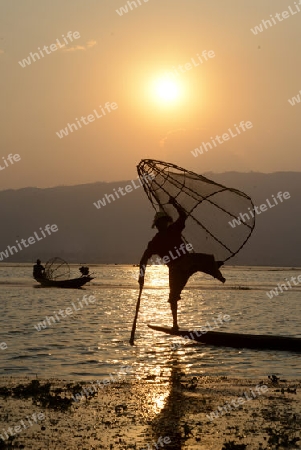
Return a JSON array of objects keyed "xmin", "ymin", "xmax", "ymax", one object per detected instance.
[{"xmin": 168, "ymin": 196, "xmax": 187, "ymax": 220}]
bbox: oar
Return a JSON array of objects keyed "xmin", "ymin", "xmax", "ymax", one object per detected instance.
[{"xmin": 129, "ymin": 284, "xmax": 143, "ymax": 346}]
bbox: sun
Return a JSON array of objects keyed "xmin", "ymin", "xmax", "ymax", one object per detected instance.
[{"xmin": 152, "ymin": 77, "xmax": 181, "ymax": 104}]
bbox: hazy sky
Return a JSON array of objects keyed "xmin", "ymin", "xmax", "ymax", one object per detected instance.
[{"xmin": 1, "ymin": 0, "xmax": 300, "ymax": 189}]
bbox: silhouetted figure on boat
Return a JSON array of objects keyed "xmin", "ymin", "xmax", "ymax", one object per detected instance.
[
  {"xmin": 79, "ymin": 266, "xmax": 90, "ymax": 277},
  {"xmin": 33, "ymin": 259, "xmax": 45, "ymax": 279},
  {"xmin": 139, "ymin": 197, "xmax": 225, "ymax": 330}
]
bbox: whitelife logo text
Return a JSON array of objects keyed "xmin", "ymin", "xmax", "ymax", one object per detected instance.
[
  {"xmin": 164, "ymin": 50, "xmax": 215, "ymax": 80},
  {"xmin": 34, "ymin": 295, "xmax": 96, "ymax": 332},
  {"xmin": 116, "ymin": 0, "xmax": 150, "ymax": 17},
  {"xmin": 266, "ymin": 273, "xmax": 301, "ymax": 299},
  {"xmin": 18, "ymin": 31, "xmax": 81, "ymax": 68},
  {"xmin": 0, "ymin": 153, "xmax": 21, "ymax": 171},
  {"xmin": 250, "ymin": 1, "xmax": 301, "ymax": 35},
  {"xmin": 56, "ymin": 102, "xmax": 118, "ymax": 139},
  {"xmin": 0, "ymin": 224, "xmax": 58, "ymax": 261},
  {"xmin": 207, "ymin": 384, "xmax": 268, "ymax": 421},
  {"xmin": 228, "ymin": 192, "xmax": 290, "ymax": 228},
  {"xmin": 191, "ymin": 121, "xmax": 253, "ymax": 157},
  {"xmin": 93, "ymin": 174, "xmax": 153, "ymax": 209},
  {"xmin": 288, "ymin": 89, "xmax": 301, "ymax": 106}
]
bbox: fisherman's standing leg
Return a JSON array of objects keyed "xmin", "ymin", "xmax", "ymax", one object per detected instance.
[
  {"xmin": 170, "ymin": 300, "xmax": 178, "ymax": 331},
  {"xmin": 168, "ymin": 258, "xmax": 191, "ymax": 330}
]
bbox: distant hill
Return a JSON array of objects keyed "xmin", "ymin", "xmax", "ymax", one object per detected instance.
[{"xmin": 0, "ymin": 172, "xmax": 300, "ymax": 266}]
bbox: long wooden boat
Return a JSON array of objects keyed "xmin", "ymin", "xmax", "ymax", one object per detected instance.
[
  {"xmin": 148, "ymin": 324, "xmax": 301, "ymax": 353},
  {"xmin": 34, "ymin": 276, "xmax": 94, "ymax": 289}
]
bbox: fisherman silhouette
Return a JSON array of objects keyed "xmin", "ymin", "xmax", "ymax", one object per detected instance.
[
  {"xmin": 139, "ymin": 196, "xmax": 225, "ymax": 330},
  {"xmin": 33, "ymin": 259, "xmax": 45, "ymax": 279}
]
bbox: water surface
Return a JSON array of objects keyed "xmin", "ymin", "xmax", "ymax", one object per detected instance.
[{"xmin": 0, "ymin": 264, "xmax": 300, "ymax": 380}]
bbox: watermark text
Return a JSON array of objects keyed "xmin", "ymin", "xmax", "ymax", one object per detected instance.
[
  {"xmin": 0, "ymin": 412, "xmax": 45, "ymax": 442},
  {"xmin": 116, "ymin": 0, "xmax": 150, "ymax": 16},
  {"xmin": 0, "ymin": 224, "xmax": 58, "ymax": 261},
  {"xmin": 34, "ymin": 294, "xmax": 96, "ymax": 331},
  {"xmin": 142, "ymin": 435, "xmax": 171, "ymax": 450},
  {"xmin": 18, "ymin": 31, "xmax": 80, "ymax": 67},
  {"xmin": 228, "ymin": 191, "xmax": 290, "ymax": 228},
  {"xmin": 191, "ymin": 121, "xmax": 253, "ymax": 158},
  {"xmin": 172, "ymin": 313, "xmax": 231, "ymax": 349},
  {"xmin": 0, "ymin": 153, "xmax": 21, "ymax": 171},
  {"xmin": 250, "ymin": 2, "xmax": 301, "ymax": 35},
  {"xmin": 56, "ymin": 102, "xmax": 118, "ymax": 139},
  {"xmin": 93, "ymin": 174, "xmax": 153, "ymax": 209},
  {"xmin": 288, "ymin": 89, "xmax": 301, "ymax": 106},
  {"xmin": 72, "ymin": 365, "xmax": 134, "ymax": 401},
  {"xmin": 164, "ymin": 51, "xmax": 215, "ymax": 79},
  {"xmin": 267, "ymin": 274, "xmax": 301, "ymax": 299},
  {"xmin": 207, "ymin": 384, "xmax": 268, "ymax": 421}
]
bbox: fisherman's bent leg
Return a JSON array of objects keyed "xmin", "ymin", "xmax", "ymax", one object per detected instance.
[{"xmin": 189, "ymin": 253, "xmax": 225, "ymax": 283}]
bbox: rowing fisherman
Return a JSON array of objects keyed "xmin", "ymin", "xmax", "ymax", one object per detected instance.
[
  {"xmin": 139, "ymin": 197, "xmax": 225, "ymax": 330},
  {"xmin": 33, "ymin": 259, "xmax": 45, "ymax": 279}
]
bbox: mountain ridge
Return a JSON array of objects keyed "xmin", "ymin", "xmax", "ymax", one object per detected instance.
[{"xmin": 1, "ymin": 172, "xmax": 300, "ymax": 266}]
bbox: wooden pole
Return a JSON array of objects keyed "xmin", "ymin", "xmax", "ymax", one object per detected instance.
[{"xmin": 129, "ymin": 285, "xmax": 143, "ymax": 346}]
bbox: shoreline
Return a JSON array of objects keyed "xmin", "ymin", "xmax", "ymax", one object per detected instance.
[
  {"xmin": 1, "ymin": 263, "xmax": 301, "ymax": 269},
  {"xmin": 0, "ymin": 374, "xmax": 300, "ymax": 449}
]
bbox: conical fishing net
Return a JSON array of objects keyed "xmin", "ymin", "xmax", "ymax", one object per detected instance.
[
  {"xmin": 137, "ymin": 159, "xmax": 255, "ymax": 262},
  {"xmin": 45, "ymin": 257, "xmax": 70, "ymax": 281}
]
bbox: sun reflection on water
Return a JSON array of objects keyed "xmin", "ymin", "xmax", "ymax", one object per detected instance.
[
  {"xmin": 146, "ymin": 265, "xmax": 168, "ymax": 287},
  {"xmin": 153, "ymin": 391, "xmax": 169, "ymax": 414}
]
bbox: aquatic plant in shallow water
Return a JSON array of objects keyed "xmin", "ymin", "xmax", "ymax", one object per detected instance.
[{"xmin": 0, "ymin": 380, "xmax": 73, "ymax": 411}]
